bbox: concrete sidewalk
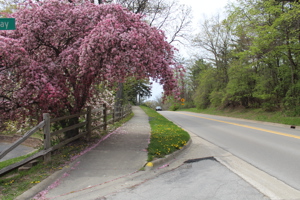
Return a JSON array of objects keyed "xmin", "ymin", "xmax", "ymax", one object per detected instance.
[
  {"xmin": 18, "ymin": 106, "xmax": 150, "ymax": 200},
  {"xmin": 17, "ymin": 106, "xmax": 278, "ymax": 200}
]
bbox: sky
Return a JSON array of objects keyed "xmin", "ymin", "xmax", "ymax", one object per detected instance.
[
  {"xmin": 179, "ymin": 0, "xmax": 233, "ymax": 20},
  {"xmin": 147, "ymin": 0, "xmax": 235, "ymax": 101}
]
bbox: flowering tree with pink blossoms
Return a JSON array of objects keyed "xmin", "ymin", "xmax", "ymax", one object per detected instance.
[{"xmin": 0, "ymin": 0, "xmax": 183, "ymax": 129}]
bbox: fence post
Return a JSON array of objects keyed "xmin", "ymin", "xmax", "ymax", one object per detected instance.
[
  {"xmin": 112, "ymin": 106, "xmax": 115, "ymax": 124},
  {"xmin": 86, "ymin": 106, "xmax": 92, "ymax": 141},
  {"xmin": 121, "ymin": 106, "xmax": 123, "ymax": 119},
  {"xmin": 115, "ymin": 105, "xmax": 119, "ymax": 122},
  {"xmin": 43, "ymin": 113, "xmax": 51, "ymax": 163},
  {"xmin": 127, "ymin": 104, "xmax": 130, "ymax": 116},
  {"xmin": 103, "ymin": 104, "xmax": 107, "ymax": 131}
]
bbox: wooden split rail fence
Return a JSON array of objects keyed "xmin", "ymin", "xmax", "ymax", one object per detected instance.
[{"xmin": 0, "ymin": 104, "xmax": 132, "ymax": 175}]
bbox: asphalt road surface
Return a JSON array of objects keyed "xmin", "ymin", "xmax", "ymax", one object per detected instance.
[
  {"xmin": 105, "ymin": 158, "xmax": 268, "ymax": 200},
  {"xmin": 158, "ymin": 111, "xmax": 300, "ymax": 191},
  {"xmin": 0, "ymin": 142, "xmax": 35, "ymax": 162}
]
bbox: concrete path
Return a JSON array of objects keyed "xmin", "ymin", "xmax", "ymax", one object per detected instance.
[
  {"xmin": 17, "ymin": 106, "xmax": 275, "ymax": 200},
  {"xmin": 20, "ymin": 106, "xmax": 151, "ymax": 200}
]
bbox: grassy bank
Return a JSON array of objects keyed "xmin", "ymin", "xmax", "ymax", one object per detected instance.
[
  {"xmin": 178, "ymin": 107, "xmax": 300, "ymax": 126},
  {"xmin": 140, "ymin": 106, "xmax": 190, "ymax": 162}
]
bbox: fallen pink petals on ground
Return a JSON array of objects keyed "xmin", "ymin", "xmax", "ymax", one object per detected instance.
[{"xmin": 33, "ymin": 127, "xmax": 121, "ymax": 199}]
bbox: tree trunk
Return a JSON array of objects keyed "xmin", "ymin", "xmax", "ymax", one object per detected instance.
[
  {"xmin": 60, "ymin": 117, "xmax": 80, "ymax": 139},
  {"xmin": 115, "ymin": 82, "xmax": 124, "ymax": 119}
]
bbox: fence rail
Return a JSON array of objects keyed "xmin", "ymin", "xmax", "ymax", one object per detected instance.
[
  {"xmin": 0, "ymin": 121, "xmax": 45, "ymax": 160},
  {"xmin": 0, "ymin": 104, "xmax": 132, "ymax": 175}
]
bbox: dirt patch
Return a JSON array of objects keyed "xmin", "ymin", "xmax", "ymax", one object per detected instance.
[{"xmin": 0, "ymin": 135, "xmax": 43, "ymax": 148}]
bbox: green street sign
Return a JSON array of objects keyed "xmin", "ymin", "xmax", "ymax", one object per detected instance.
[{"xmin": 0, "ymin": 18, "xmax": 15, "ymax": 30}]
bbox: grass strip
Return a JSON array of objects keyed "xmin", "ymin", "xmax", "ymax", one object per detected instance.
[
  {"xmin": 178, "ymin": 107, "xmax": 300, "ymax": 126},
  {"xmin": 0, "ymin": 150, "xmax": 39, "ymax": 170},
  {"xmin": 140, "ymin": 106, "xmax": 190, "ymax": 162}
]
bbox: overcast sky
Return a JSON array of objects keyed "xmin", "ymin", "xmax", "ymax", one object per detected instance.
[
  {"xmin": 179, "ymin": 0, "xmax": 233, "ymax": 20},
  {"xmin": 147, "ymin": 0, "xmax": 235, "ymax": 101}
]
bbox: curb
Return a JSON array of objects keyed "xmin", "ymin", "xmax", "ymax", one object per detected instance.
[
  {"xmin": 144, "ymin": 138, "xmax": 192, "ymax": 171},
  {"xmin": 15, "ymin": 158, "xmax": 80, "ymax": 200}
]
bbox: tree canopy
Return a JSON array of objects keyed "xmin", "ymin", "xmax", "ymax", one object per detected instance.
[
  {"xmin": 181, "ymin": 0, "xmax": 300, "ymax": 115},
  {"xmin": 0, "ymin": 0, "xmax": 183, "ymax": 122}
]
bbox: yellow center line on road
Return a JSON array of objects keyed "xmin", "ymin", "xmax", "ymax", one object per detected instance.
[{"xmin": 177, "ymin": 112, "xmax": 300, "ymax": 140}]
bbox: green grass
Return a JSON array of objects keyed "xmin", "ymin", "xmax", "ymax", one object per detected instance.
[
  {"xmin": 0, "ymin": 150, "xmax": 39, "ymax": 170},
  {"xmin": 178, "ymin": 107, "xmax": 300, "ymax": 126},
  {"xmin": 0, "ymin": 112, "xmax": 134, "ymax": 200},
  {"xmin": 140, "ymin": 106, "xmax": 190, "ymax": 162}
]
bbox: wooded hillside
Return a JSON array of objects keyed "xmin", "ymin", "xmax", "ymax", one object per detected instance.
[{"xmin": 184, "ymin": 0, "xmax": 300, "ymax": 116}]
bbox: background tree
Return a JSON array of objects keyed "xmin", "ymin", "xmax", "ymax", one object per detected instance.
[
  {"xmin": 192, "ymin": 15, "xmax": 232, "ymax": 108},
  {"xmin": 227, "ymin": 0, "xmax": 300, "ymax": 112},
  {"xmin": 184, "ymin": 59, "xmax": 211, "ymax": 108},
  {"xmin": 123, "ymin": 78, "xmax": 152, "ymax": 105},
  {"xmin": 0, "ymin": 0, "xmax": 19, "ymax": 15},
  {"xmin": 110, "ymin": 0, "xmax": 192, "ymax": 44},
  {"xmin": 190, "ymin": 0, "xmax": 300, "ymax": 115},
  {"xmin": 108, "ymin": 0, "xmax": 191, "ymax": 105}
]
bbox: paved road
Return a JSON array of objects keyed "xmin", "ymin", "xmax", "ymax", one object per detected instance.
[
  {"xmin": 0, "ymin": 142, "xmax": 35, "ymax": 162},
  {"xmin": 159, "ymin": 111, "xmax": 300, "ymax": 191},
  {"xmin": 105, "ymin": 158, "xmax": 269, "ymax": 200}
]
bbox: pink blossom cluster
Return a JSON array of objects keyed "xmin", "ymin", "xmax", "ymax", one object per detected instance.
[{"xmin": 0, "ymin": 0, "xmax": 183, "ymax": 122}]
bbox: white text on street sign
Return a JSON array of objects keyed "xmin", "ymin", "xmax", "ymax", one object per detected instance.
[{"xmin": 0, "ymin": 18, "xmax": 16, "ymax": 30}]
